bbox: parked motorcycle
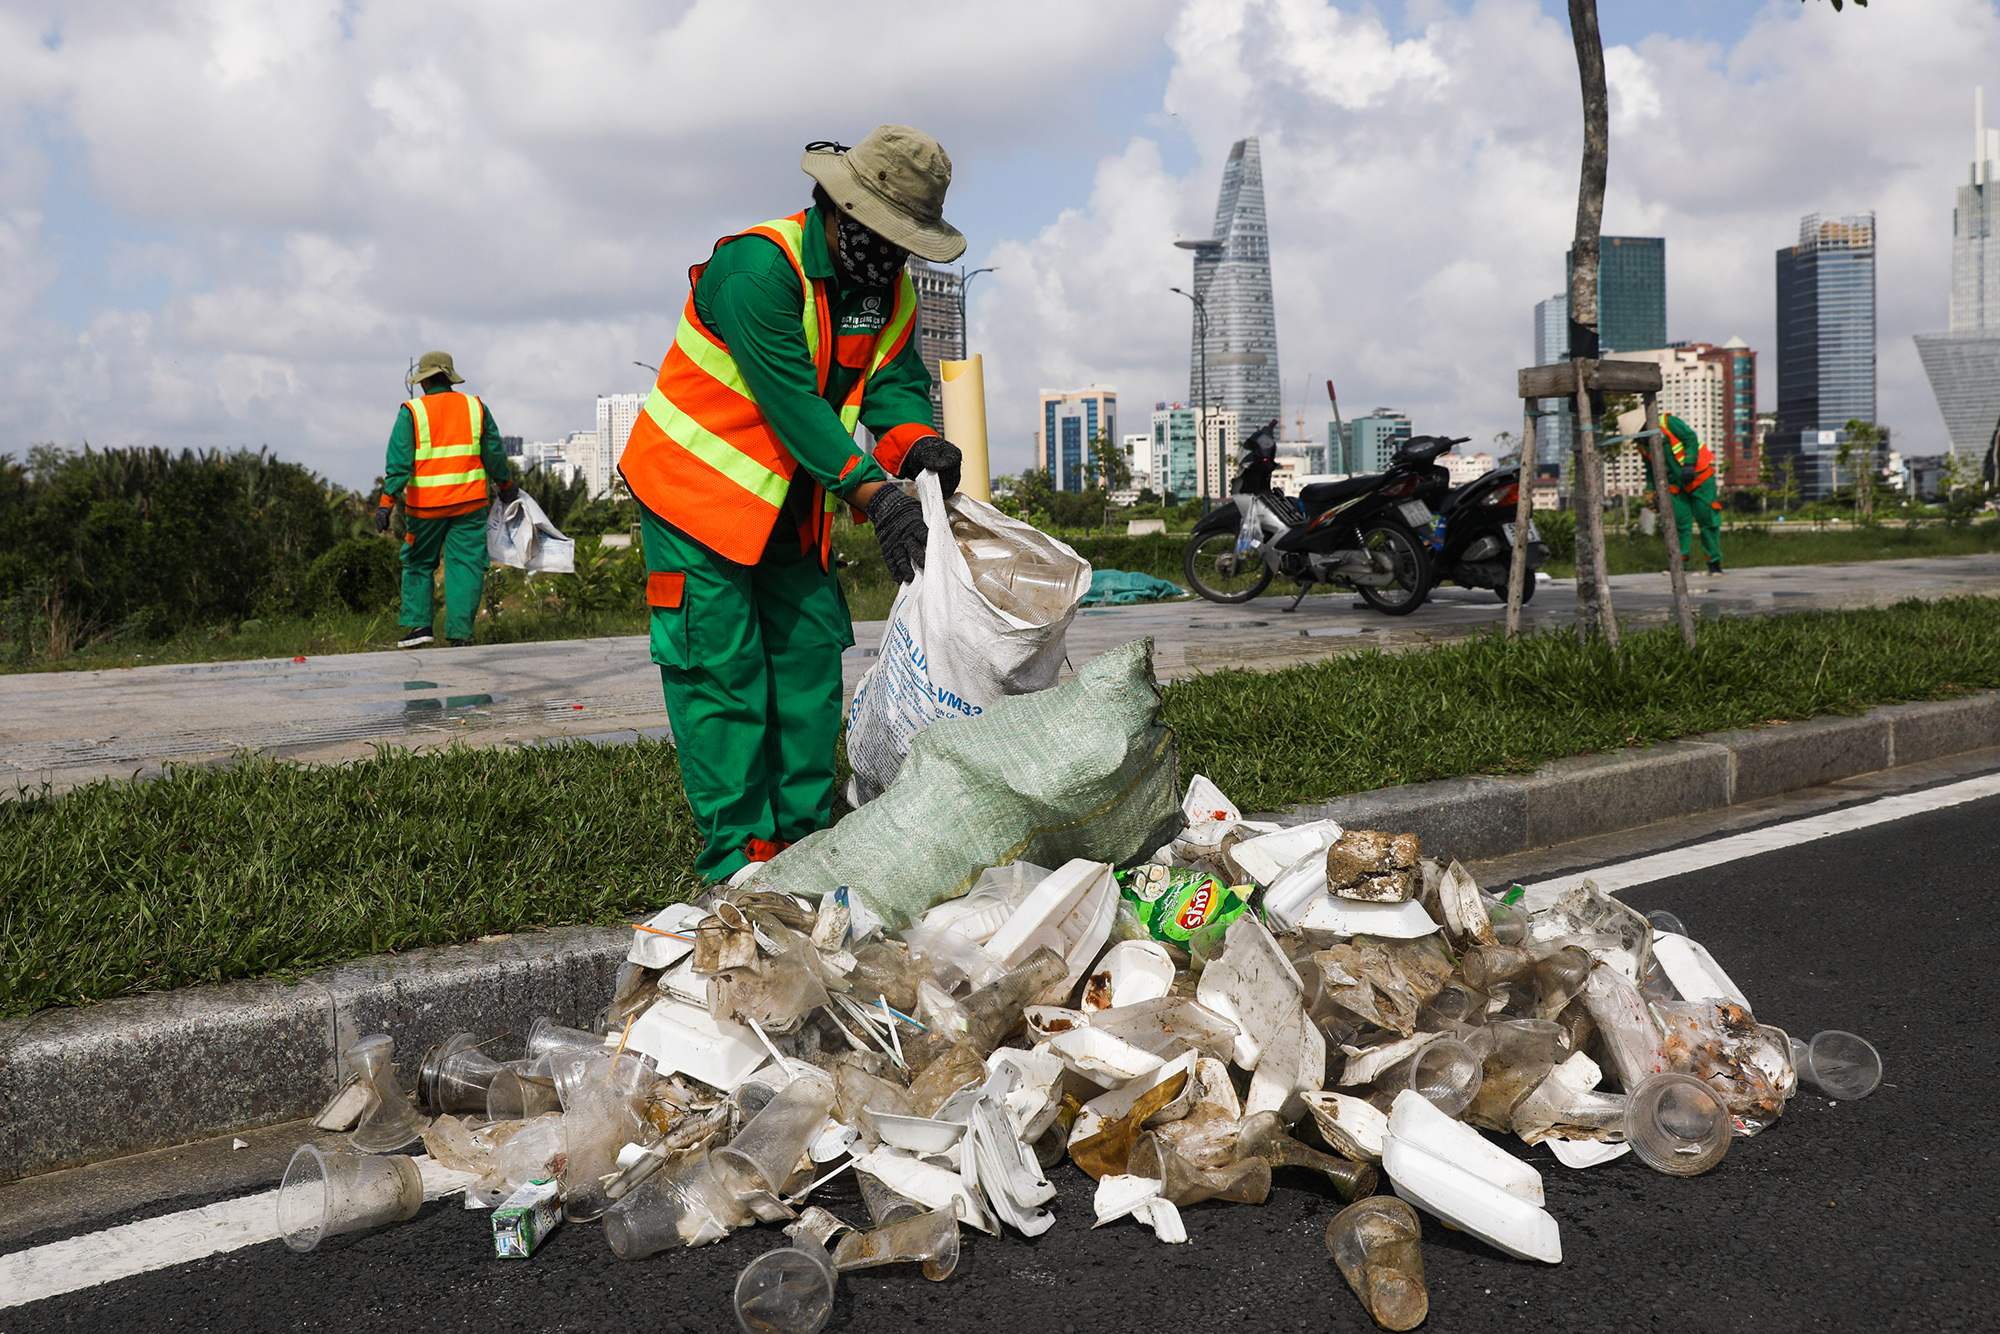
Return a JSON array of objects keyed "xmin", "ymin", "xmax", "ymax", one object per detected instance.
[
  {"xmin": 1181, "ymin": 422, "xmax": 1441, "ymax": 615},
  {"xmin": 1420, "ymin": 463, "xmax": 1552, "ymax": 603}
]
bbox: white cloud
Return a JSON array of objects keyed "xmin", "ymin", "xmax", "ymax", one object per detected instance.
[{"xmin": 0, "ymin": 0, "xmax": 1992, "ymax": 486}]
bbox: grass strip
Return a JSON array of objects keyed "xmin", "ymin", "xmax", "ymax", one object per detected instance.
[
  {"xmin": 6, "ymin": 595, "xmax": 2000, "ymax": 1017},
  {"xmin": 1165, "ymin": 595, "xmax": 2000, "ymax": 812},
  {"xmin": 0, "ymin": 740, "xmax": 707, "ymax": 1017}
]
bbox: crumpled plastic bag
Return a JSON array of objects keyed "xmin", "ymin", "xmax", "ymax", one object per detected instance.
[{"xmin": 486, "ymin": 490, "xmax": 574, "ymax": 573}]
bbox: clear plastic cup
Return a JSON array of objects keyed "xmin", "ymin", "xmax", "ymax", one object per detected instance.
[
  {"xmin": 735, "ymin": 1239, "xmax": 839, "ymax": 1334},
  {"xmin": 1646, "ymin": 908, "xmax": 1687, "ymax": 936},
  {"xmin": 418, "ymin": 1033, "xmax": 508, "ymax": 1114},
  {"xmin": 1463, "ymin": 1019, "xmax": 1566, "ymax": 1128},
  {"xmin": 1625, "ymin": 1073, "xmax": 1732, "ymax": 1177},
  {"xmin": 277, "ymin": 1145, "xmax": 422, "ymax": 1252},
  {"xmin": 1789, "ymin": 1030, "xmax": 1882, "ymax": 1100},
  {"xmin": 1378, "ymin": 1037, "xmax": 1484, "ymax": 1119},
  {"xmin": 714, "ymin": 1074, "xmax": 837, "ymax": 1199},
  {"xmin": 604, "ymin": 1150, "xmax": 754, "ymax": 1258},
  {"xmin": 486, "ymin": 1062, "xmax": 562, "ymax": 1121},
  {"xmin": 1235, "ymin": 1111, "xmax": 1379, "ymax": 1201},
  {"xmin": 344, "ymin": 1035, "xmax": 428, "ymax": 1153},
  {"xmin": 527, "ymin": 1016, "xmax": 603, "ymax": 1061},
  {"xmin": 1128, "ymin": 1131, "xmax": 1271, "ymax": 1206},
  {"xmin": 855, "ymin": 1170, "xmax": 928, "ymax": 1227},
  {"xmin": 831, "ymin": 1207, "xmax": 960, "ymax": 1281},
  {"xmin": 1326, "ymin": 1196, "xmax": 1428, "ymax": 1332}
]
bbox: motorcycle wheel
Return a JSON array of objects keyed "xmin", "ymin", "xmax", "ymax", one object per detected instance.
[
  {"xmin": 1354, "ymin": 522, "xmax": 1433, "ymax": 615},
  {"xmin": 1494, "ymin": 576, "xmax": 1537, "ymax": 604},
  {"xmin": 1184, "ymin": 531, "xmax": 1273, "ymax": 604}
]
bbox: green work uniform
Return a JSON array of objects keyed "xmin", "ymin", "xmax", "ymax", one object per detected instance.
[
  {"xmin": 382, "ymin": 388, "xmax": 510, "ymax": 641},
  {"xmin": 1651, "ymin": 414, "xmax": 1723, "ymax": 568},
  {"xmin": 640, "ymin": 205, "xmax": 933, "ymax": 882}
]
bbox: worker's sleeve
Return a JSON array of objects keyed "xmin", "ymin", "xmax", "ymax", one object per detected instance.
[
  {"xmin": 858, "ymin": 334, "xmax": 941, "ymax": 478},
  {"xmin": 478, "ymin": 407, "xmax": 510, "ymax": 483},
  {"xmin": 703, "ymin": 264, "xmax": 889, "ymax": 500},
  {"xmin": 383, "ymin": 405, "xmax": 415, "ymax": 500}
]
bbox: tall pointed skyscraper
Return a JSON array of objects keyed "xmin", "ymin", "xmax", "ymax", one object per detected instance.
[
  {"xmin": 1177, "ymin": 138, "xmax": 1281, "ymax": 446},
  {"xmin": 1916, "ymin": 87, "xmax": 2000, "ymax": 460}
]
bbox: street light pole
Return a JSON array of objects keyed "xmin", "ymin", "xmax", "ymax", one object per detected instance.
[
  {"xmin": 958, "ymin": 266, "xmax": 996, "ymax": 362},
  {"xmin": 1170, "ymin": 286, "xmax": 1210, "ymax": 510}
]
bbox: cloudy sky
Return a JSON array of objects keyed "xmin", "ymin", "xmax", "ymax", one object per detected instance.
[{"xmin": 0, "ymin": 0, "xmax": 1988, "ymax": 488}]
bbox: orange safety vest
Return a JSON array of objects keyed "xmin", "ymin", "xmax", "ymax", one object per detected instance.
[
  {"xmin": 1662, "ymin": 428, "xmax": 1716, "ymax": 496},
  {"xmin": 619, "ymin": 212, "xmax": 919, "ymax": 569},
  {"xmin": 403, "ymin": 392, "xmax": 490, "ymax": 518}
]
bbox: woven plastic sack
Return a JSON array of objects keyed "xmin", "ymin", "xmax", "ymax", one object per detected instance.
[
  {"xmin": 845, "ymin": 471, "xmax": 1090, "ymax": 806},
  {"xmin": 756, "ymin": 638, "xmax": 1183, "ymax": 935},
  {"xmin": 487, "ymin": 491, "xmax": 575, "ymax": 574}
]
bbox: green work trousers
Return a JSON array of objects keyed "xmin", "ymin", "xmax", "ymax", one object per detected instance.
[
  {"xmin": 640, "ymin": 506, "xmax": 853, "ymax": 882},
  {"xmin": 400, "ymin": 510, "xmax": 489, "ymax": 641},
  {"xmin": 1671, "ymin": 481, "xmax": 1724, "ymax": 566}
]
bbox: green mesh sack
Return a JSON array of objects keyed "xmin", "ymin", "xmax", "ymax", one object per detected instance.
[{"xmin": 756, "ymin": 638, "xmax": 1183, "ymax": 934}]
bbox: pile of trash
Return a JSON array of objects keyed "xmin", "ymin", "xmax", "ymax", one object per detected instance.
[{"xmin": 285, "ymin": 706, "xmax": 1882, "ymax": 1334}]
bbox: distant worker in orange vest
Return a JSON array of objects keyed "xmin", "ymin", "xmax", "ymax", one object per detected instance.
[
  {"xmin": 374, "ymin": 350, "xmax": 516, "ymax": 647},
  {"xmin": 620, "ymin": 125, "xmax": 967, "ymax": 882},
  {"xmin": 1652, "ymin": 413, "xmax": 1723, "ymax": 575}
]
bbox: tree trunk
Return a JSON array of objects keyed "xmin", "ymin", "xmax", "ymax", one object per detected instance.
[{"xmin": 1567, "ymin": 0, "xmax": 1612, "ymax": 644}]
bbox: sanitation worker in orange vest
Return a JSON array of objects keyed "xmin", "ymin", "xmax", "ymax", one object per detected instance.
[
  {"xmin": 620, "ymin": 126, "xmax": 968, "ymax": 882},
  {"xmin": 1652, "ymin": 412, "xmax": 1724, "ymax": 575},
  {"xmin": 374, "ymin": 350, "xmax": 516, "ymax": 648}
]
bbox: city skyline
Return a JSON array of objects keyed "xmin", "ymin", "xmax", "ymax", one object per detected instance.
[{"xmin": 0, "ymin": 2, "xmax": 1982, "ymax": 485}]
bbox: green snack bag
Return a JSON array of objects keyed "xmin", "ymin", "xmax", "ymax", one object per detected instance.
[{"xmin": 1117, "ymin": 865, "xmax": 1253, "ymax": 955}]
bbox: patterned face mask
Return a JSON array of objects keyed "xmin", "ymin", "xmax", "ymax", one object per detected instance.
[{"xmin": 833, "ymin": 213, "xmax": 908, "ymax": 288}]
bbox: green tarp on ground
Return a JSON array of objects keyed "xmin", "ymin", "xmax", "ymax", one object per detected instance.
[{"xmin": 1082, "ymin": 569, "xmax": 1186, "ymax": 606}]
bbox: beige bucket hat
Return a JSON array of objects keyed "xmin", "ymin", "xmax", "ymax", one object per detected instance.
[
  {"xmin": 411, "ymin": 350, "xmax": 464, "ymax": 386},
  {"xmin": 802, "ymin": 125, "xmax": 966, "ymax": 264}
]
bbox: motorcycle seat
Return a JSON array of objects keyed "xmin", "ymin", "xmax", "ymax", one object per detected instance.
[{"xmin": 1298, "ymin": 476, "xmax": 1375, "ymax": 515}]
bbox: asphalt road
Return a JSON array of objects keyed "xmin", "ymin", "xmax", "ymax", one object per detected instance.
[{"xmin": 7, "ymin": 790, "xmax": 1996, "ymax": 1333}]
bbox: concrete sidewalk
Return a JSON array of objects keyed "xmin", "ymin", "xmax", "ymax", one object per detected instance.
[{"xmin": 6, "ymin": 553, "xmax": 1998, "ymax": 794}]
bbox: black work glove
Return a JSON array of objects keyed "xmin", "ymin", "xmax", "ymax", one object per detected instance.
[
  {"xmin": 374, "ymin": 499, "xmax": 393, "ymax": 533},
  {"xmin": 897, "ymin": 436, "xmax": 963, "ymax": 498},
  {"xmin": 497, "ymin": 476, "xmax": 519, "ymax": 505},
  {"xmin": 866, "ymin": 484, "xmax": 929, "ymax": 584}
]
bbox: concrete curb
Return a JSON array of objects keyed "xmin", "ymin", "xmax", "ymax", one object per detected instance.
[
  {"xmin": 1260, "ymin": 693, "xmax": 2000, "ymax": 859},
  {"xmin": 5, "ymin": 691, "xmax": 1999, "ymax": 1183}
]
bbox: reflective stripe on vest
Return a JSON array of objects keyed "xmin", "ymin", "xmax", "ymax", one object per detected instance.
[
  {"xmin": 618, "ymin": 212, "xmax": 917, "ymax": 567},
  {"xmin": 1666, "ymin": 436, "xmax": 1716, "ymax": 494},
  {"xmin": 406, "ymin": 394, "xmax": 488, "ymax": 511}
]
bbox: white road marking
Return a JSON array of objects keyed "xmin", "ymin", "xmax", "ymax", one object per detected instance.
[
  {"xmin": 0, "ymin": 1156, "xmax": 474, "ymax": 1311},
  {"xmin": 1521, "ymin": 769, "xmax": 2000, "ymax": 907}
]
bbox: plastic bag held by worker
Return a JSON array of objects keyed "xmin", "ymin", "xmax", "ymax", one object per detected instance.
[
  {"xmin": 755, "ymin": 639, "xmax": 1182, "ymax": 935},
  {"xmin": 486, "ymin": 489, "xmax": 574, "ymax": 574},
  {"xmin": 846, "ymin": 470, "xmax": 1091, "ymax": 806}
]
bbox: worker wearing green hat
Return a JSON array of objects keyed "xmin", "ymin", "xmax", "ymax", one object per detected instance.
[
  {"xmin": 1652, "ymin": 413, "xmax": 1723, "ymax": 575},
  {"xmin": 375, "ymin": 350, "xmax": 516, "ymax": 647}
]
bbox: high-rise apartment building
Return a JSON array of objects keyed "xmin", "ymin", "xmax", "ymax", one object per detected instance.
[
  {"xmin": 1150, "ymin": 405, "xmax": 1238, "ymax": 499},
  {"xmin": 1688, "ymin": 339, "xmax": 1759, "ymax": 487},
  {"xmin": 1565, "ymin": 237, "xmax": 1666, "ymax": 354},
  {"xmin": 1330, "ymin": 409, "xmax": 1411, "ymax": 475},
  {"xmin": 1122, "ymin": 433, "xmax": 1157, "ymax": 496},
  {"xmin": 1916, "ymin": 89, "xmax": 2000, "ymax": 457},
  {"xmin": 905, "ymin": 257, "xmax": 963, "ymax": 432},
  {"xmin": 595, "ymin": 394, "xmax": 644, "ymax": 499},
  {"xmin": 1035, "ymin": 387, "xmax": 1116, "ymax": 493},
  {"xmin": 1177, "ymin": 138, "xmax": 1281, "ymax": 436},
  {"xmin": 1770, "ymin": 212, "xmax": 1879, "ymax": 498}
]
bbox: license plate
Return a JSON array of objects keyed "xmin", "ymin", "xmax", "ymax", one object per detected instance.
[
  {"xmin": 1503, "ymin": 521, "xmax": 1542, "ymax": 544},
  {"xmin": 1398, "ymin": 500, "xmax": 1432, "ymax": 528}
]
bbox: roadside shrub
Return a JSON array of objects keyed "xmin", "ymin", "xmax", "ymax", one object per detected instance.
[{"xmin": 309, "ymin": 536, "xmax": 402, "ymax": 613}]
